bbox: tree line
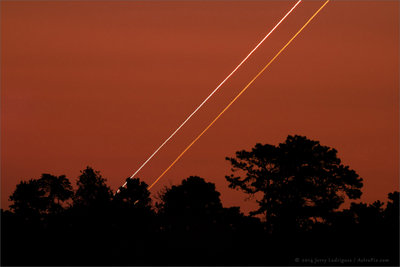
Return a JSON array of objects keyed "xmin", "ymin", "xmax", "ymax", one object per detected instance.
[{"xmin": 1, "ymin": 135, "xmax": 399, "ymax": 265}]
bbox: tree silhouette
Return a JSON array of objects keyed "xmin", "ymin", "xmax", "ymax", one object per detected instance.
[
  {"xmin": 68, "ymin": 167, "xmax": 114, "ymax": 265},
  {"xmin": 157, "ymin": 176, "xmax": 223, "ymax": 217},
  {"xmin": 9, "ymin": 179, "xmax": 46, "ymax": 218},
  {"xmin": 6, "ymin": 174, "xmax": 74, "ymax": 265},
  {"xmin": 9, "ymin": 174, "xmax": 73, "ymax": 218},
  {"xmin": 324, "ymin": 192, "xmax": 399, "ymax": 264},
  {"xmin": 2, "ymin": 161, "xmax": 398, "ymax": 265},
  {"xmin": 157, "ymin": 176, "xmax": 223, "ymax": 239},
  {"xmin": 383, "ymin": 191, "xmax": 399, "ymax": 261},
  {"xmin": 225, "ymin": 135, "xmax": 363, "ymax": 233},
  {"xmin": 330, "ymin": 200, "xmax": 385, "ymax": 234},
  {"xmin": 110, "ymin": 178, "xmax": 156, "ymax": 265},
  {"xmin": 113, "ymin": 177, "xmax": 152, "ymax": 209},
  {"xmin": 156, "ymin": 176, "xmax": 263, "ymax": 265},
  {"xmin": 40, "ymin": 174, "xmax": 73, "ymax": 213},
  {"xmin": 385, "ymin": 191, "xmax": 399, "ymax": 222},
  {"xmin": 73, "ymin": 166, "xmax": 113, "ymax": 209}
]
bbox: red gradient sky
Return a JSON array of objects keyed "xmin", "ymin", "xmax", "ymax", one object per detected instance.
[{"xmin": 1, "ymin": 1, "xmax": 398, "ymax": 213}]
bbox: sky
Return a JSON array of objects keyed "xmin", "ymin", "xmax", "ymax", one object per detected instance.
[{"xmin": 1, "ymin": 1, "xmax": 398, "ymax": 213}]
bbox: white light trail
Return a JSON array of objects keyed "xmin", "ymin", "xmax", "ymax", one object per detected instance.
[
  {"xmin": 117, "ymin": 0, "xmax": 302, "ymax": 193},
  {"xmin": 148, "ymin": 0, "xmax": 331, "ymax": 191}
]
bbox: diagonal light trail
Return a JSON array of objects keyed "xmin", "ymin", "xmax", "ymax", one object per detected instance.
[
  {"xmin": 147, "ymin": 0, "xmax": 330, "ymax": 191},
  {"xmin": 116, "ymin": 0, "xmax": 302, "ymax": 193}
]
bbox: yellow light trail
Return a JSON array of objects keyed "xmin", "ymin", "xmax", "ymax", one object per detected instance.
[{"xmin": 148, "ymin": 0, "xmax": 330, "ymax": 191}]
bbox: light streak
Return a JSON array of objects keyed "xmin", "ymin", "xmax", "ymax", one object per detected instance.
[
  {"xmin": 148, "ymin": 0, "xmax": 330, "ymax": 191},
  {"xmin": 116, "ymin": 0, "xmax": 302, "ymax": 194}
]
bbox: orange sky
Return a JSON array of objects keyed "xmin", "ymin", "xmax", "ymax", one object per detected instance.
[{"xmin": 1, "ymin": 1, "xmax": 398, "ymax": 213}]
